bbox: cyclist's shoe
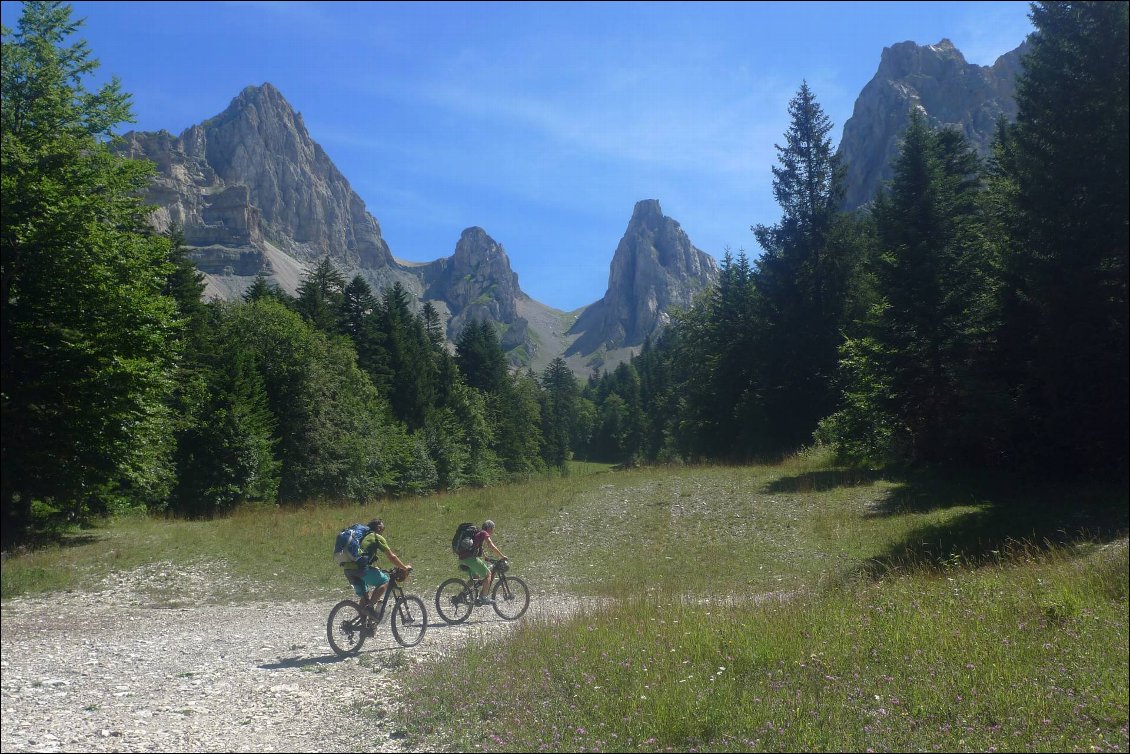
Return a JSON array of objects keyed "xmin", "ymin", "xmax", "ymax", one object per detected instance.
[{"xmin": 476, "ymin": 596, "xmax": 495, "ymax": 606}]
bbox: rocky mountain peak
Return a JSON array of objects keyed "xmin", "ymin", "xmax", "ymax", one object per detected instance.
[
  {"xmin": 423, "ymin": 226, "xmax": 528, "ymax": 350},
  {"xmin": 566, "ymin": 200, "xmax": 719, "ymax": 357},
  {"xmin": 116, "ymin": 82, "xmax": 395, "ymax": 300},
  {"xmin": 628, "ymin": 198, "xmax": 664, "ymax": 226},
  {"xmin": 838, "ymin": 38, "xmax": 1025, "ymax": 210}
]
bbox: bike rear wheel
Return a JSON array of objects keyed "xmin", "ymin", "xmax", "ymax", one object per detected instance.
[
  {"xmin": 327, "ymin": 599, "xmax": 368, "ymax": 656},
  {"xmin": 492, "ymin": 575, "xmax": 530, "ymax": 620},
  {"xmin": 391, "ymin": 595, "xmax": 428, "ymax": 647},
  {"xmin": 435, "ymin": 577, "xmax": 474, "ymax": 624}
]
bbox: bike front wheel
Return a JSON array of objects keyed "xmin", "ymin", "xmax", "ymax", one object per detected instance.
[
  {"xmin": 435, "ymin": 577, "xmax": 474, "ymax": 624},
  {"xmin": 391, "ymin": 595, "xmax": 428, "ymax": 647},
  {"xmin": 327, "ymin": 599, "xmax": 368, "ymax": 656},
  {"xmin": 492, "ymin": 575, "xmax": 530, "ymax": 620}
]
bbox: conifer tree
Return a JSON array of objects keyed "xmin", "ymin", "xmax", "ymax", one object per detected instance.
[
  {"xmin": 2, "ymin": 2, "xmax": 180, "ymax": 540},
  {"xmin": 540, "ymin": 356, "xmax": 580, "ymax": 467},
  {"xmin": 992, "ymin": 0, "xmax": 1129, "ymax": 473},
  {"xmin": 838, "ymin": 111, "xmax": 991, "ymax": 465},
  {"xmin": 295, "ymin": 255, "xmax": 346, "ymax": 334},
  {"xmin": 751, "ymin": 82, "xmax": 857, "ymax": 452},
  {"xmin": 456, "ymin": 319, "xmax": 508, "ymax": 395},
  {"xmin": 171, "ymin": 317, "xmax": 279, "ymax": 516},
  {"xmin": 379, "ymin": 282, "xmax": 437, "ymax": 429}
]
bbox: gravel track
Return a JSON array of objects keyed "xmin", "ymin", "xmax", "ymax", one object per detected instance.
[{"xmin": 1, "ymin": 562, "xmax": 564, "ymax": 753}]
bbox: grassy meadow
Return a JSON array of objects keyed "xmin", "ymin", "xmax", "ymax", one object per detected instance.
[{"xmin": 1, "ymin": 452, "xmax": 1127, "ymax": 751}]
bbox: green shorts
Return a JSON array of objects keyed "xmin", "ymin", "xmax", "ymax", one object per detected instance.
[
  {"xmin": 344, "ymin": 566, "xmax": 389, "ymax": 597},
  {"xmin": 460, "ymin": 556, "xmax": 489, "ymax": 580}
]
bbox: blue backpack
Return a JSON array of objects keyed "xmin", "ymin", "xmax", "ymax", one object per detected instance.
[{"xmin": 333, "ymin": 524, "xmax": 370, "ymax": 566}]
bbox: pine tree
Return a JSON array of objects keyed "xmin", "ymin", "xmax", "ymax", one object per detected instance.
[
  {"xmin": 295, "ymin": 255, "xmax": 346, "ymax": 333},
  {"xmin": 2, "ymin": 2, "xmax": 180, "ymax": 541},
  {"xmin": 860, "ymin": 111, "xmax": 991, "ymax": 464},
  {"xmin": 993, "ymin": 0, "xmax": 1129, "ymax": 473},
  {"xmin": 751, "ymin": 82, "xmax": 857, "ymax": 453}
]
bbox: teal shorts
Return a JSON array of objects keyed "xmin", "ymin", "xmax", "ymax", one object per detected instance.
[
  {"xmin": 460, "ymin": 556, "xmax": 489, "ymax": 580},
  {"xmin": 345, "ymin": 566, "xmax": 389, "ymax": 597}
]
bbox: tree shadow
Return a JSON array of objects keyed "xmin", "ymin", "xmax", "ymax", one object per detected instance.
[
  {"xmin": 762, "ymin": 467, "xmax": 884, "ymax": 494},
  {"xmin": 851, "ymin": 469, "xmax": 1128, "ymax": 578},
  {"xmin": 2, "ymin": 531, "xmax": 100, "ymax": 556}
]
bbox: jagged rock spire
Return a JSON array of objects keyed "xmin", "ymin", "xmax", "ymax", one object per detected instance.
[{"xmin": 567, "ymin": 199, "xmax": 718, "ymax": 355}]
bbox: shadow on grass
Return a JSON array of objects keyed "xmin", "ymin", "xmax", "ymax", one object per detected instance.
[
  {"xmin": 763, "ymin": 467, "xmax": 885, "ymax": 493},
  {"xmin": 854, "ymin": 469, "xmax": 1129, "ymax": 578},
  {"xmin": 1, "ymin": 531, "xmax": 100, "ymax": 557}
]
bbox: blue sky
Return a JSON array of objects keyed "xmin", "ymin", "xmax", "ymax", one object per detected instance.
[{"xmin": 2, "ymin": 1, "xmax": 1035, "ymax": 311}]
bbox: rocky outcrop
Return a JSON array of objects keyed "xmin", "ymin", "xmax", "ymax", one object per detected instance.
[
  {"xmin": 566, "ymin": 200, "xmax": 718, "ymax": 356},
  {"xmin": 422, "ymin": 227, "xmax": 530, "ymax": 352},
  {"xmin": 117, "ymin": 83, "xmax": 395, "ymax": 284},
  {"xmin": 838, "ymin": 38, "xmax": 1027, "ymax": 210},
  {"xmin": 116, "ymin": 83, "xmax": 721, "ymax": 374}
]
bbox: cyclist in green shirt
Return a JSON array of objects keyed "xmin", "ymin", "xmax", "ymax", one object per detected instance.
[{"xmin": 342, "ymin": 518, "xmax": 411, "ymax": 614}]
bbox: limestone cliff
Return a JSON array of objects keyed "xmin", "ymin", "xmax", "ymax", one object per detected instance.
[
  {"xmin": 566, "ymin": 200, "xmax": 719, "ymax": 361},
  {"xmin": 838, "ymin": 38, "xmax": 1027, "ymax": 210}
]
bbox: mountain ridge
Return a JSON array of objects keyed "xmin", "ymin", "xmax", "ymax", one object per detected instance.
[
  {"xmin": 117, "ymin": 34, "xmax": 1027, "ymax": 375},
  {"xmin": 117, "ymin": 82, "xmax": 719, "ymax": 374}
]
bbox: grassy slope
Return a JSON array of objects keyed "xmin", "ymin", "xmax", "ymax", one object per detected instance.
[{"xmin": 2, "ymin": 455, "xmax": 1126, "ymax": 752}]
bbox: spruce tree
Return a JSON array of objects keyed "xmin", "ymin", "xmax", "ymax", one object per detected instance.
[
  {"xmin": 540, "ymin": 356, "xmax": 580, "ymax": 467},
  {"xmin": 2, "ymin": 2, "xmax": 180, "ymax": 540},
  {"xmin": 993, "ymin": 0, "xmax": 1129, "ymax": 473},
  {"xmin": 751, "ymin": 82, "xmax": 856, "ymax": 453},
  {"xmin": 295, "ymin": 255, "xmax": 346, "ymax": 334},
  {"xmin": 862, "ymin": 111, "xmax": 991, "ymax": 464}
]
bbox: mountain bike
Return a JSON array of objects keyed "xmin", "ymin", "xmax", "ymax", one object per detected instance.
[
  {"xmin": 327, "ymin": 567, "xmax": 427, "ymax": 656},
  {"xmin": 434, "ymin": 557, "xmax": 530, "ymax": 624}
]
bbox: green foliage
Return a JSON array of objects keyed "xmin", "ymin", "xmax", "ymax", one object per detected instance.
[
  {"xmin": 242, "ymin": 271, "xmax": 292, "ymax": 305},
  {"xmin": 223, "ymin": 298, "xmax": 410, "ymax": 502},
  {"xmin": 991, "ymin": 0, "xmax": 1129, "ymax": 474},
  {"xmin": 492, "ymin": 371, "xmax": 545, "ymax": 476},
  {"xmin": 170, "ymin": 316, "xmax": 279, "ymax": 517},
  {"xmin": 1, "ymin": 1, "xmax": 180, "ymax": 543},
  {"xmin": 422, "ymin": 379, "xmax": 501, "ymax": 490},
  {"xmin": 378, "ymin": 282, "xmax": 440, "ymax": 430},
  {"xmin": 294, "ymin": 255, "xmax": 346, "ymax": 333},
  {"xmin": 824, "ymin": 111, "xmax": 995, "ymax": 466},
  {"xmin": 540, "ymin": 356, "xmax": 581, "ymax": 466},
  {"xmin": 750, "ymin": 82, "xmax": 862, "ymax": 452},
  {"xmin": 455, "ymin": 318, "xmax": 508, "ymax": 394}
]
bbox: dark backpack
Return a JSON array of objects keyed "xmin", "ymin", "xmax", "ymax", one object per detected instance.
[
  {"xmin": 451, "ymin": 522, "xmax": 480, "ymax": 559},
  {"xmin": 333, "ymin": 523, "xmax": 370, "ymax": 566}
]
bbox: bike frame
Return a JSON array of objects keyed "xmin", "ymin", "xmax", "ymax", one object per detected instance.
[
  {"xmin": 464, "ymin": 558, "xmax": 506, "ymax": 592},
  {"xmin": 361, "ymin": 568, "xmax": 405, "ymax": 619}
]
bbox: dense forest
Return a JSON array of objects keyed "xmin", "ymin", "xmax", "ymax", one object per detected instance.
[{"xmin": 2, "ymin": 1, "xmax": 1126, "ymax": 546}]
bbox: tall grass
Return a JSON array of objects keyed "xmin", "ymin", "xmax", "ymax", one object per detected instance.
[{"xmin": 403, "ymin": 539, "xmax": 1128, "ymax": 752}]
